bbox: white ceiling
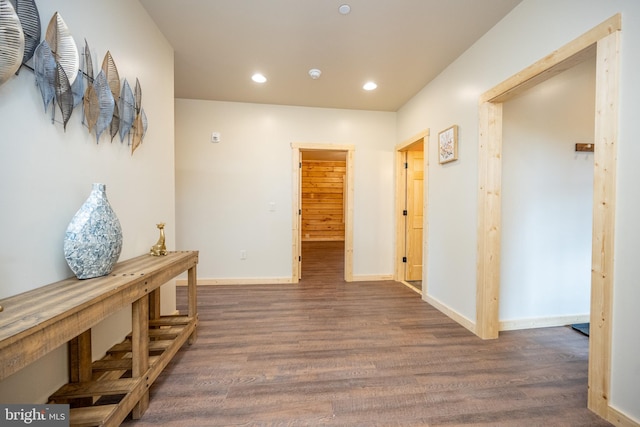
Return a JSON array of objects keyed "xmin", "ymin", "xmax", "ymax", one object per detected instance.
[{"xmin": 139, "ymin": 0, "xmax": 522, "ymax": 112}]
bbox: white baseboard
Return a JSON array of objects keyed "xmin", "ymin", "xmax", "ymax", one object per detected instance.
[
  {"xmin": 423, "ymin": 294, "xmax": 477, "ymax": 335},
  {"xmin": 608, "ymin": 404, "xmax": 640, "ymax": 427},
  {"xmin": 351, "ymin": 274, "xmax": 394, "ymax": 282},
  {"xmin": 176, "ymin": 277, "xmax": 293, "ymax": 286},
  {"xmin": 499, "ymin": 314, "xmax": 590, "ymax": 331}
]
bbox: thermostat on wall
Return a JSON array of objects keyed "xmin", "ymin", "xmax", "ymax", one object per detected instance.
[{"xmin": 211, "ymin": 132, "xmax": 221, "ymax": 143}]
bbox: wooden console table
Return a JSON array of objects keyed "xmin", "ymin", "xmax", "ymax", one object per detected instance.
[{"xmin": 0, "ymin": 250, "xmax": 198, "ymax": 426}]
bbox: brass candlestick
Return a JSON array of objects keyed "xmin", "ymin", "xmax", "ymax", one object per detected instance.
[{"xmin": 150, "ymin": 223, "xmax": 168, "ymax": 256}]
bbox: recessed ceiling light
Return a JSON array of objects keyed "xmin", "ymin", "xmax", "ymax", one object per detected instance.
[
  {"xmin": 363, "ymin": 81, "xmax": 377, "ymax": 91},
  {"xmin": 251, "ymin": 73, "xmax": 267, "ymax": 83},
  {"xmin": 338, "ymin": 4, "xmax": 351, "ymax": 15}
]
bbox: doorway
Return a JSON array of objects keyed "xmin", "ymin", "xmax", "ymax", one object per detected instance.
[
  {"xmin": 500, "ymin": 57, "xmax": 595, "ymax": 329},
  {"xmin": 291, "ymin": 143, "xmax": 354, "ymax": 282},
  {"xmin": 395, "ymin": 131, "xmax": 428, "ymax": 294},
  {"xmin": 476, "ymin": 15, "xmax": 620, "ymax": 419}
]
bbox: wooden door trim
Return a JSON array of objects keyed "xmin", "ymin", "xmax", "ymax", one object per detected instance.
[
  {"xmin": 476, "ymin": 14, "xmax": 621, "ymax": 422},
  {"xmin": 394, "ymin": 130, "xmax": 428, "ymax": 283},
  {"xmin": 291, "ymin": 143, "xmax": 355, "ymax": 282}
]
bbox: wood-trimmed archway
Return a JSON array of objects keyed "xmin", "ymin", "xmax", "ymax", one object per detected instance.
[{"xmin": 475, "ymin": 14, "xmax": 621, "ymax": 421}]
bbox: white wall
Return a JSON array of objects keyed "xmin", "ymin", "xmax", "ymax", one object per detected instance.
[
  {"xmin": 175, "ymin": 100, "xmax": 396, "ymax": 281},
  {"xmin": 500, "ymin": 59, "xmax": 595, "ymax": 325},
  {"xmin": 0, "ymin": 0, "xmax": 175, "ymax": 403},
  {"xmin": 397, "ymin": 0, "xmax": 640, "ymax": 420}
]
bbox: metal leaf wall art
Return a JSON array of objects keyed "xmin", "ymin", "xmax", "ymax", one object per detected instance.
[
  {"xmin": 110, "ymin": 102, "xmax": 120, "ymax": 142},
  {"xmin": 12, "ymin": 0, "xmax": 40, "ymax": 66},
  {"xmin": 83, "ymin": 83, "xmax": 99, "ymax": 134},
  {"xmin": 33, "ymin": 40, "xmax": 56, "ymax": 110},
  {"xmin": 119, "ymin": 79, "xmax": 135, "ymax": 143},
  {"xmin": 45, "ymin": 11, "xmax": 78, "ymax": 85},
  {"xmin": 131, "ymin": 78, "xmax": 147, "ymax": 154},
  {"xmin": 101, "ymin": 51, "xmax": 119, "ymax": 100},
  {"xmin": 91, "ymin": 70, "xmax": 115, "ymax": 142},
  {"xmin": 2, "ymin": 4, "xmax": 150, "ymax": 153},
  {"xmin": 101, "ymin": 51, "xmax": 121, "ymax": 141},
  {"xmin": 141, "ymin": 108, "xmax": 148, "ymax": 139},
  {"xmin": 0, "ymin": 0, "xmax": 25, "ymax": 86},
  {"xmin": 96, "ymin": 77, "xmax": 114, "ymax": 140},
  {"xmin": 54, "ymin": 63, "xmax": 73, "ymax": 129},
  {"xmin": 134, "ymin": 78, "xmax": 142, "ymax": 114},
  {"xmin": 71, "ymin": 50, "xmax": 84, "ymax": 107},
  {"xmin": 131, "ymin": 110, "xmax": 144, "ymax": 155},
  {"xmin": 83, "ymin": 39, "xmax": 93, "ymax": 81},
  {"xmin": 80, "ymin": 39, "xmax": 94, "ymax": 127}
]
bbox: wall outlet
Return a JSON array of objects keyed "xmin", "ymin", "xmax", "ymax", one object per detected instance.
[{"xmin": 240, "ymin": 250, "xmax": 247, "ymax": 260}]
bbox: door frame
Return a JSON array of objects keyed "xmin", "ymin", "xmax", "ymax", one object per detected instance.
[
  {"xmin": 394, "ymin": 130, "xmax": 429, "ymax": 286},
  {"xmin": 475, "ymin": 14, "xmax": 620, "ymax": 421},
  {"xmin": 291, "ymin": 143, "xmax": 355, "ymax": 282}
]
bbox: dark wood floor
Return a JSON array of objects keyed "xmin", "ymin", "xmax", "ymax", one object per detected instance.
[{"xmin": 124, "ymin": 241, "xmax": 611, "ymax": 426}]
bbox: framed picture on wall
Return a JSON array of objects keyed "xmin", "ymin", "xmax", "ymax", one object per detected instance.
[{"xmin": 438, "ymin": 125, "xmax": 458, "ymax": 164}]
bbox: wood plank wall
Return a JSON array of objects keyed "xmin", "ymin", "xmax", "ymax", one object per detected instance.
[{"xmin": 302, "ymin": 160, "xmax": 346, "ymax": 241}]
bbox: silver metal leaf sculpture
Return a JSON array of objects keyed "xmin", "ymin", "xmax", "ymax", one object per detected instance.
[
  {"xmin": 92, "ymin": 70, "xmax": 115, "ymax": 142},
  {"xmin": 71, "ymin": 47, "xmax": 84, "ymax": 107},
  {"xmin": 134, "ymin": 78, "xmax": 142, "ymax": 114},
  {"xmin": 45, "ymin": 12, "xmax": 79, "ymax": 85},
  {"xmin": 101, "ymin": 51, "xmax": 120, "ymax": 100},
  {"xmin": 54, "ymin": 63, "xmax": 73, "ymax": 130},
  {"xmin": 0, "ymin": 0, "xmax": 24, "ymax": 86},
  {"xmin": 141, "ymin": 107, "xmax": 148, "ymax": 139},
  {"xmin": 119, "ymin": 79, "xmax": 135, "ymax": 143},
  {"xmin": 33, "ymin": 40, "xmax": 56, "ymax": 110},
  {"xmin": 12, "ymin": 0, "xmax": 40, "ymax": 65},
  {"xmin": 110, "ymin": 101, "xmax": 120, "ymax": 141},
  {"xmin": 130, "ymin": 79, "xmax": 148, "ymax": 155}
]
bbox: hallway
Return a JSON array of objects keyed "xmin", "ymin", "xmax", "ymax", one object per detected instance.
[
  {"xmin": 301, "ymin": 241, "xmax": 345, "ymax": 282},
  {"xmin": 124, "ymin": 242, "xmax": 610, "ymax": 426}
]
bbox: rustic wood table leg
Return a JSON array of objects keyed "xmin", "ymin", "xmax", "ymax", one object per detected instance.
[
  {"xmin": 148, "ymin": 289, "xmax": 161, "ymax": 353},
  {"xmin": 68, "ymin": 329, "xmax": 93, "ymax": 406},
  {"xmin": 69, "ymin": 330, "xmax": 92, "ymax": 382},
  {"xmin": 188, "ymin": 264, "xmax": 198, "ymax": 344},
  {"xmin": 149, "ymin": 289, "xmax": 161, "ymax": 323},
  {"xmin": 131, "ymin": 296, "xmax": 149, "ymax": 419}
]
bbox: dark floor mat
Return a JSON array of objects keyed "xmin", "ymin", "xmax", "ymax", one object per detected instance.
[{"xmin": 571, "ymin": 323, "xmax": 590, "ymax": 336}]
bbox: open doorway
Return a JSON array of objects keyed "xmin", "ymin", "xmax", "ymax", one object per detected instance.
[
  {"xmin": 291, "ymin": 143, "xmax": 354, "ymax": 282},
  {"xmin": 395, "ymin": 131, "xmax": 428, "ymax": 295},
  {"xmin": 476, "ymin": 15, "xmax": 620, "ymax": 420},
  {"xmin": 499, "ymin": 57, "xmax": 595, "ymax": 330}
]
